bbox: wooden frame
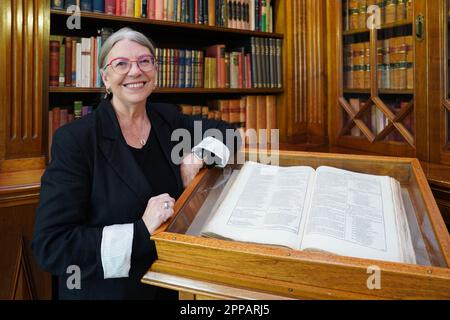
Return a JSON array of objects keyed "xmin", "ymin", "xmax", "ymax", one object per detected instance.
[{"xmin": 143, "ymin": 150, "xmax": 450, "ymax": 299}]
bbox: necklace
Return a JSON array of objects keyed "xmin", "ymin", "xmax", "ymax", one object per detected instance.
[{"xmin": 117, "ymin": 114, "xmax": 149, "ymax": 147}]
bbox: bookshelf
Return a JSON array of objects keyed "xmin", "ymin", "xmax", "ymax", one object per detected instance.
[
  {"xmin": 47, "ymin": 0, "xmax": 285, "ymax": 159},
  {"xmin": 328, "ymin": 0, "xmax": 422, "ymax": 158}
]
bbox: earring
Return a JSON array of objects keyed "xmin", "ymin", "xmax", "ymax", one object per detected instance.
[{"xmin": 104, "ymin": 87, "xmax": 112, "ymax": 99}]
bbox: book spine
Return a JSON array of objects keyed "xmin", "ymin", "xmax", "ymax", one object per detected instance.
[
  {"xmin": 93, "ymin": 0, "xmax": 105, "ymax": 13},
  {"xmin": 116, "ymin": 0, "xmax": 121, "ymax": 15},
  {"xmin": 135, "ymin": 0, "xmax": 142, "ymax": 17},
  {"xmin": 80, "ymin": 0, "xmax": 93, "ymax": 11},
  {"xmin": 141, "ymin": 0, "xmax": 147, "ymax": 17},
  {"xmin": 105, "ymin": 0, "xmax": 116, "ymax": 14},
  {"xmin": 148, "ymin": 0, "xmax": 155, "ymax": 19},
  {"xmin": 65, "ymin": 0, "xmax": 77, "ymax": 9},
  {"xmin": 49, "ymin": 40, "xmax": 60, "ymax": 87},
  {"xmin": 64, "ymin": 37, "xmax": 73, "ymax": 86},
  {"xmin": 58, "ymin": 37, "xmax": 65, "ymax": 86}
]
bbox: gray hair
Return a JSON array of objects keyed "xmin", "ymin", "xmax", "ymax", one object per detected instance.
[{"xmin": 99, "ymin": 27, "xmax": 156, "ymax": 70}]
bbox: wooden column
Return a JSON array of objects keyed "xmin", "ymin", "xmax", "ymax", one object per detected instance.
[
  {"xmin": 0, "ymin": 0, "xmax": 48, "ymax": 163},
  {"xmin": 277, "ymin": 0, "xmax": 328, "ymax": 144}
]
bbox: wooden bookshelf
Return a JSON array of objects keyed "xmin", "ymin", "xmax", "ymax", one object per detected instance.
[
  {"xmin": 50, "ymin": 9, "xmax": 284, "ymax": 39},
  {"xmin": 328, "ymin": 0, "xmax": 422, "ymax": 158},
  {"xmin": 46, "ymin": 1, "xmax": 287, "ymax": 163}
]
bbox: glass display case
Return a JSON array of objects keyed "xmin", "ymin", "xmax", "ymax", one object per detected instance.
[{"xmin": 143, "ymin": 151, "xmax": 450, "ymax": 299}]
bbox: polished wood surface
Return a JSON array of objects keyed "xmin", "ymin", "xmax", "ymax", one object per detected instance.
[
  {"xmin": 0, "ymin": 0, "xmax": 47, "ymax": 160},
  {"xmin": 142, "ymin": 270, "xmax": 295, "ymax": 300},
  {"xmin": 147, "ymin": 150, "xmax": 450, "ymax": 299}
]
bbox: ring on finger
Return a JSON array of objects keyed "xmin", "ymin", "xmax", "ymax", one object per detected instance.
[{"xmin": 163, "ymin": 201, "xmax": 170, "ymax": 210}]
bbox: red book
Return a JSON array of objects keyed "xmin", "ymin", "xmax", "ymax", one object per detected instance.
[
  {"xmin": 52, "ymin": 107, "xmax": 61, "ymax": 135},
  {"xmin": 116, "ymin": 0, "xmax": 121, "ymax": 15},
  {"xmin": 49, "ymin": 40, "xmax": 60, "ymax": 87},
  {"xmin": 60, "ymin": 109, "xmax": 68, "ymax": 127},
  {"xmin": 105, "ymin": 0, "xmax": 116, "ymax": 14},
  {"xmin": 195, "ymin": 0, "xmax": 199, "ymax": 24},
  {"xmin": 147, "ymin": 0, "xmax": 154, "ymax": 19},
  {"xmin": 246, "ymin": 53, "xmax": 252, "ymax": 88},
  {"xmin": 64, "ymin": 37, "xmax": 73, "ymax": 86},
  {"xmin": 238, "ymin": 52, "xmax": 243, "ymax": 88}
]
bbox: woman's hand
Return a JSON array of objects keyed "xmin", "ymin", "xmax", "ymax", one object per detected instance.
[
  {"xmin": 142, "ymin": 193, "xmax": 176, "ymax": 235},
  {"xmin": 180, "ymin": 152, "xmax": 204, "ymax": 188}
]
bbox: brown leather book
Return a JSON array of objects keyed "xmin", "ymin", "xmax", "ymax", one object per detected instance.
[
  {"xmin": 49, "ymin": 40, "xmax": 60, "ymax": 87},
  {"xmin": 64, "ymin": 37, "xmax": 72, "ymax": 86}
]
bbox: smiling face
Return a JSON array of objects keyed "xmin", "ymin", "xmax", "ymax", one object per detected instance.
[{"xmin": 101, "ymin": 39, "xmax": 157, "ymax": 108}]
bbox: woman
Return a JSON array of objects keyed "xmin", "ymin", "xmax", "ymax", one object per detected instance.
[{"xmin": 32, "ymin": 27, "xmax": 240, "ymax": 299}]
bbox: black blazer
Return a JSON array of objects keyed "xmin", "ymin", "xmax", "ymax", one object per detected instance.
[{"xmin": 32, "ymin": 99, "xmax": 239, "ymax": 299}]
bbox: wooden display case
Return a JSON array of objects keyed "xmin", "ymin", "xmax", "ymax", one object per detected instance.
[{"xmin": 142, "ymin": 150, "xmax": 450, "ymax": 299}]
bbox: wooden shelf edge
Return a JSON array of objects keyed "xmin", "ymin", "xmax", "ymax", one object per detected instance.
[
  {"xmin": 50, "ymin": 9, "xmax": 284, "ymax": 39},
  {"xmin": 49, "ymin": 87, "xmax": 284, "ymax": 94},
  {"xmin": 343, "ymin": 20, "xmax": 413, "ymax": 36}
]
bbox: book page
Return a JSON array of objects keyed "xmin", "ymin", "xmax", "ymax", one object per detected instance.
[
  {"xmin": 300, "ymin": 166, "xmax": 404, "ymax": 263},
  {"xmin": 200, "ymin": 161, "xmax": 316, "ymax": 250}
]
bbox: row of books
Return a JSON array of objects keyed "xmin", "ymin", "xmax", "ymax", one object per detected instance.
[
  {"xmin": 178, "ymin": 95, "xmax": 277, "ymax": 145},
  {"xmin": 49, "ymin": 36, "xmax": 282, "ymax": 89},
  {"xmin": 344, "ymin": 62, "xmax": 413, "ymax": 90},
  {"xmin": 347, "ymin": 98, "xmax": 414, "ymax": 142},
  {"xmin": 51, "ymin": 0, "xmax": 274, "ymax": 32},
  {"xmin": 344, "ymin": 0, "xmax": 413, "ymax": 31},
  {"xmin": 48, "ymin": 102, "xmax": 94, "ymax": 161},
  {"xmin": 343, "ymin": 36, "xmax": 413, "ymax": 90},
  {"xmin": 344, "ymin": 36, "xmax": 413, "ymax": 66}
]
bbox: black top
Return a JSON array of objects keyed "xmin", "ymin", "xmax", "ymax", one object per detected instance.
[{"xmin": 127, "ymin": 124, "xmax": 179, "ymax": 199}]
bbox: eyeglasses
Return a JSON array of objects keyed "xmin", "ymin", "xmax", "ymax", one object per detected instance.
[{"xmin": 104, "ymin": 55, "xmax": 157, "ymax": 74}]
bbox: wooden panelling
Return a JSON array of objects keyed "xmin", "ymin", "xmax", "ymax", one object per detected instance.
[
  {"xmin": 306, "ymin": 0, "xmax": 328, "ymax": 144},
  {"xmin": 0, "ymin": 202, "xmax": 52, "ymax": 299},
  {"xmin": 1, "ymin": 0, "xmax": 48, "ymax": 160},
  {"xmin": 278, "ymin": 0, "xmax": 328, "ymax": 144}
]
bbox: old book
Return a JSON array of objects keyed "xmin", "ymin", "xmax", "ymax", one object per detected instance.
[
  {"xmin": 49, "ymin": 40, "xmax": 60, "ymax": 87},
  {"xmin": 200, "ymin": 161, "xmax": 417, "ymax": 264}
]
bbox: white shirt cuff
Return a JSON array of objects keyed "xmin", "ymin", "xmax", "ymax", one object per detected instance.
[
  {"xmin": 101, "ymin": 223, "xmax": 134, "ymax": 279},
  {"xmin": 192, "ymin": 136, "xmax": 230, "ymax": 168}
]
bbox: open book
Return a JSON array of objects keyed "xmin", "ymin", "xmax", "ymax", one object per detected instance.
[{"xmin": 200, "ymin": 161, "xmax": 417, "ymax": 264}]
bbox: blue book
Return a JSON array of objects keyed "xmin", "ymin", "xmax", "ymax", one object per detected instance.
[
  {"xmin": 64, "ymin": 0, "xmax": 76, "ymax": 9},
  {"xmin": 179, "ymin": 49, "xmax": 185, "ymax": 88},
  {"xmin": 80, "ymin": 0, "xmax": 93, "ymax": 12},
  {"xmin": 189, "ymin": 0, "xmax": 194, "ymax": 24},
  {"xmin": 51, "ymin": 0, "xmax": 64, "ymax": 10},
  {"xmin": 92, "ymin": 0, "xmax": 104, "ymax": 13}
]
